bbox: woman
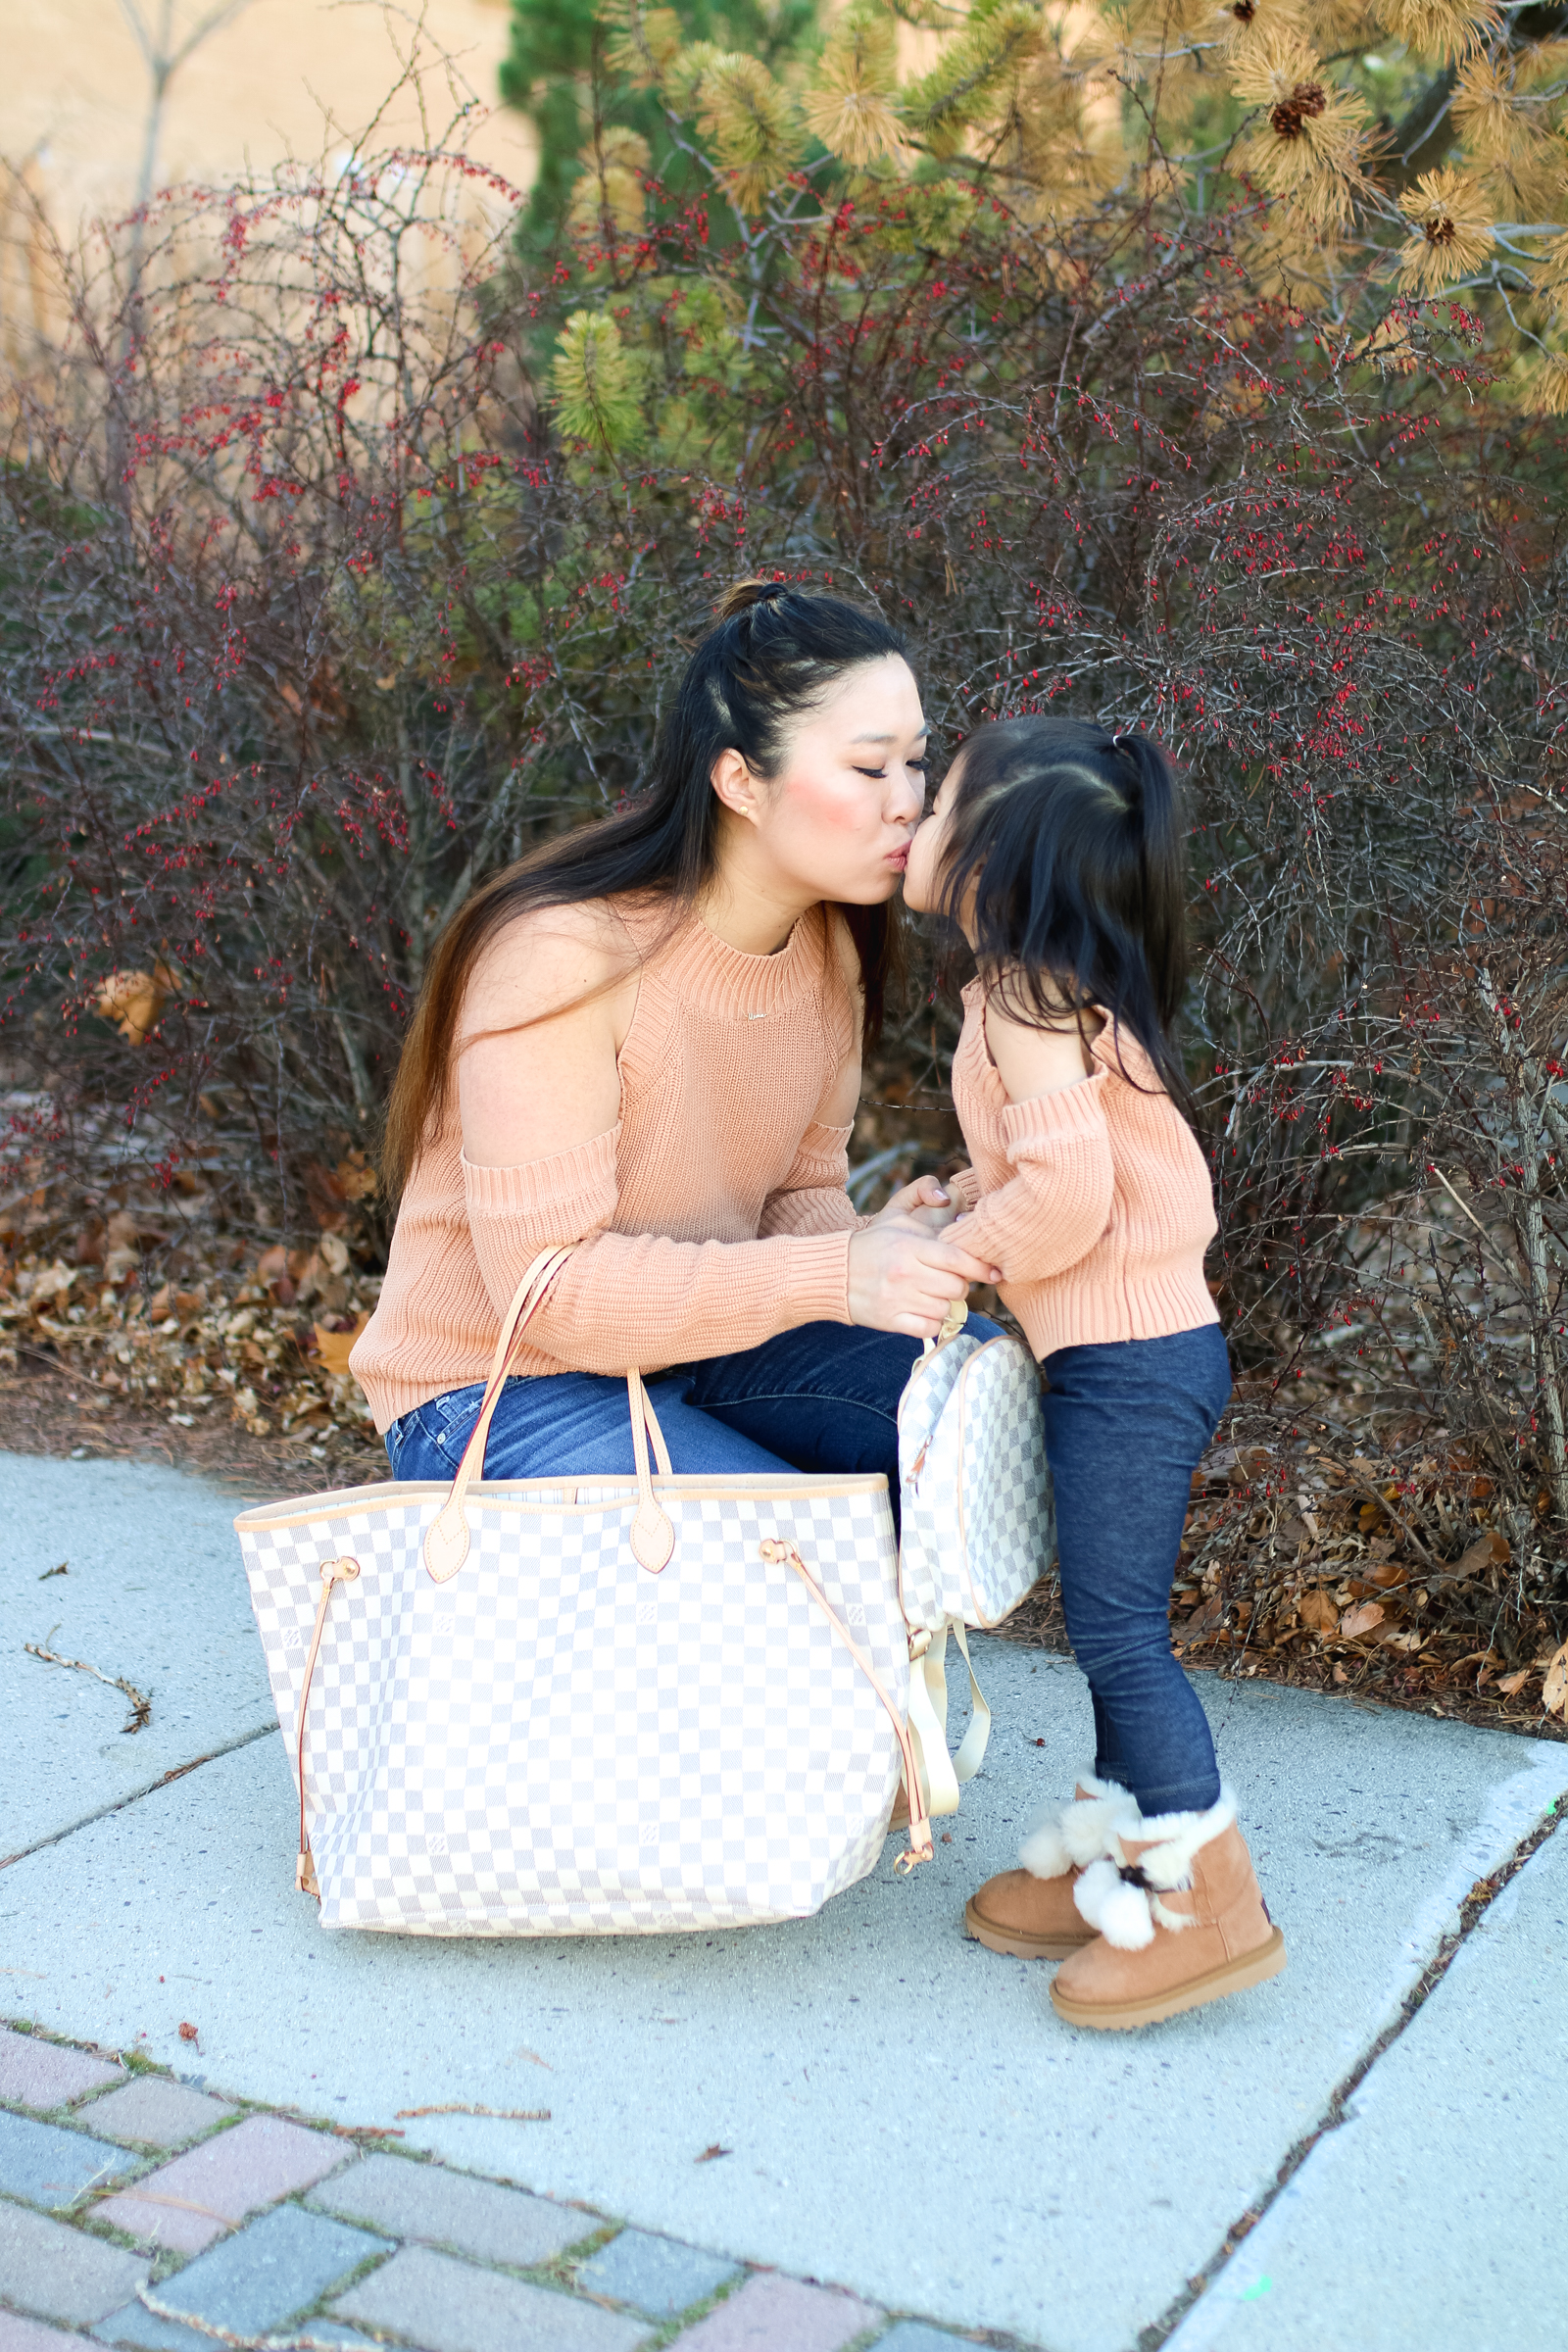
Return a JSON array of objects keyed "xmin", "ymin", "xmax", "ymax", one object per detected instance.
[{"xmin": 352, "ymin": 581, "xmax": 1001, "ymax": 1481}]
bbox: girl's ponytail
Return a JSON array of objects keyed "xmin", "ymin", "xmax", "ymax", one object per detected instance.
[{"xmin": 1107, "ymin": 730, "xmax": 1186, "ymax": 1034}]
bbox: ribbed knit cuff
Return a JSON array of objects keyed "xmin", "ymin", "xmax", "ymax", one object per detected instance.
[
  {"xmin": 1000, "ymin": 1067, "xmax": 1108, "ymax": 1152},
  {"xmin": 781, "ymin": 1228, "xmax": 855, "ymax": 1325}
]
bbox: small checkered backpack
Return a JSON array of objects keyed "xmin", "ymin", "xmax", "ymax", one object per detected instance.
[
  {"xmin": 896, "ymin": 1303, "xmax": 1054, "ymax": 1816},
  {"xmin": 235, "ymin": 1246, "xmax": 933, "ymax": 1936}
]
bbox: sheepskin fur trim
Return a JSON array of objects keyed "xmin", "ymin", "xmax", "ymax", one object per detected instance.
[
  {"xmin": 1018, "ymin": 1774, "xmax": 1136, "ymax": 1881},
  {"xmin": 1068, "ymin": 1788, "xmax": 1237, "ymax": 1949},
  {"xmin": 1126, "ymin": 1789, "xmax": 1237, "ymax": 1892},
  {"xmin": 1073, "ymin": 1856, "xmax": 1155, "ymax": 1949}
]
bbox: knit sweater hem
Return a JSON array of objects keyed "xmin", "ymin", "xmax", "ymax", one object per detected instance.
[{"xmin": 1004, "ymin": 1266, "xmax": 1220, "ymax": 1364}]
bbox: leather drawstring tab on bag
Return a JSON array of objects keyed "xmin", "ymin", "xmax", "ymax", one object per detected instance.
[
  {"xmin": 760, "ymin": 1538, "xmax": 933, "ymax": 1872},
  {"xmin": 296, "ymin": 1553, "xmax": 361, "ymax": 1897}
]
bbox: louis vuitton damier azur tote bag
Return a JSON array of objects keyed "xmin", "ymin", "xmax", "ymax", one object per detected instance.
[{"xmin": 236, "ymin": 1246, "xmax": 932, "ymax": 1935}]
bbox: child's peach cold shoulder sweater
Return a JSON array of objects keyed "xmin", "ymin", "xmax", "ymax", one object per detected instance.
[
  {"xmin": 950, "ymin": 979, "xmax": 1219, "ymax": 1362},
  {"xmin": 351, "ymin": 902, "xmax": 863, "ymax": 1433}
]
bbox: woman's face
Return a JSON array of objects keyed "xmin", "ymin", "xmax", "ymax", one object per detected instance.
[{"xmin": 714, "ymin": 654, "xmax": 927, "ymax": 906}]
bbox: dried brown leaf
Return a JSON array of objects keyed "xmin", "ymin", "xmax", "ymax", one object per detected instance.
[
  {"xmin": 1455, "ymin": 1530, "xmax": 1510, "ymax": 1577},
  {"xmin": 1544, "ymin": 1643, "xmax": 1568, "ymax": 1718},
  {"xmin": 1340, "ymin": 1599, "xmax": 1387, "ymax": 1639},
  {"xmin": 94, "ymin": 963, "xmax": 175, "ymax": 1046},
  {"xmin": 315, "ymin": 1312, "xmax": 371, "ymax": 1380},
  {"xmin": 1298, "ymin": 1589, "xmax": 1339, "ymax": 1634},
  {"xmin": 1495, "ymin": 1667, "xmax": 1531, "ymax": 1697}
]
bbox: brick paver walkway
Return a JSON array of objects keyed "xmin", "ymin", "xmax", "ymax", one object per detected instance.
[{"xmin": 0, "ymin": 2022, "xmax": 980, "ymax": 2352}]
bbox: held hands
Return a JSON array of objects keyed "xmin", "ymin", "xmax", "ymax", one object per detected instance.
[
  {"xmin": 847, "ymin": 1174, "xmax": 1001, "ymax": 1341},
  {"xmin": 881, "ymin": 1171, "xmax": 961, "ymax": 1232}
]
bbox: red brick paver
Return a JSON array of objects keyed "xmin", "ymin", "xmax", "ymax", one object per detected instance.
[
  {"xmin": 0, "ymin": 2199, "xmax": 149, "ymax": 2328},
  {"xmin": 82, "ymin": 2076, "xmax": 236, "ymax": 2149},
  {"xmin": 93, "ymin": 2111, "xmax": 349, "ymax": 2254},
  {"xmin": 669, "ymin": 2274, "xmax": 882, "ymax": 2352},
  {"xmin": 0, "ymin": 2319, "xmax": 96, "ymax": 2352},
  {"xmin": 0, "ymin": 2028, "xmax": 122, "ymax": 2115}
]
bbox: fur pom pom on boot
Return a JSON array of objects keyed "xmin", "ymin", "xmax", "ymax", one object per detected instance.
[
  {"xmin": 1051, "ymin": 1788, "xmax": 1286, "ymax": 2029},
  {"xmin": 964, "ymin": 1775, "xmax": 1137, "ymax": 1960}
]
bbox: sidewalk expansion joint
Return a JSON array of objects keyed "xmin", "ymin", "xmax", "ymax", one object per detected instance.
[
  {"xmin": 1138, "ymin": 1795, "xmax": 1564, "ymax": 2352},
  {"xmin": 0, "ymin": 1721, "xmax": 275, "ymax": 1872}
]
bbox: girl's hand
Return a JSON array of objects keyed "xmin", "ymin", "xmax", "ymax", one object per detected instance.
[
  {"xmin": 847, "ymin": 1217, "xmax": 1001, "ymax": 1341},
  {"xmin": 876, "ymin": 1172, "xmax": 958, "ymax": 1232}
]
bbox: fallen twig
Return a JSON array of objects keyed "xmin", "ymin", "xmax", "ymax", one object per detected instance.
[
  {"xmin": 138, "ymin": 2283, "xmax": 362, "ymax": 2352},
  {"xmin": 24, "ymin": 1641, "xmax": 150, "ymax": 1732},
  {"xmin": 1284, "ymin": 1420, "xmax": 1446, "ymax": 1577},
  {"xmin": 394, "ymin": 2102, "xmax": 550, "ymax": 2122}
]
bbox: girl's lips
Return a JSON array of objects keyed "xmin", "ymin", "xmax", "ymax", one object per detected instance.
[{"xmin": 885, "ymin": 845, "xmax": 910, "ymax": 869}]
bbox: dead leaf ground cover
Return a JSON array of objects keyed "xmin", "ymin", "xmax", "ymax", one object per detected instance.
[
  {"xmin": 4, "ymin": 1084, "xmax": 1564, "ymax": 1741},
  {"xmin": 999, "ymin": 1372, "xmax": 1568, "ymax": 1741}
]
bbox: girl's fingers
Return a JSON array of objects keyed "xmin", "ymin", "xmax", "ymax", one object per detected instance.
[
  {"xmin": 878, "ymin": 1175, "xmax": 950, "ymax": 1222},
  {"xmin": 921, "ymin": 1238, "xmax": 1001, "ymax": 1285}
]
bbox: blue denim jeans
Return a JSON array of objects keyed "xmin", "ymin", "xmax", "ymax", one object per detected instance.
[
  {"xmin": 1043, "ymin": 1324, "xmax": 1233, "ymax": 1819},
  {"xmin": 385, "ymin": 1319, "xmax": 1003, "ymax": 1522}
]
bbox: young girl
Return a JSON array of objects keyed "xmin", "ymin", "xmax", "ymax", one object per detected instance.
[{"xmin": 903, "ymin": 715, "xmax": 1286, "ymax": 2030}]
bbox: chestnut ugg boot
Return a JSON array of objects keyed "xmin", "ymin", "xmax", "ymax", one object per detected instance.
[
  {"xmin": 1050, "ymin": 1789, "xmax": 1286, "ymax": 2029},
  {"xmin": 964, "ymin": 1776, "xmax": 1137, "ymax": 1960}
]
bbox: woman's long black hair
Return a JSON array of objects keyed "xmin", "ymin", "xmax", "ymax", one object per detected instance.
[
  {"xmin": 383, "ymin": 581, "xmax": 909, "ymax": 1198},
  {"xmin": 933, "ymin": 715, "xmax": 1192, "ymax": 1104}
]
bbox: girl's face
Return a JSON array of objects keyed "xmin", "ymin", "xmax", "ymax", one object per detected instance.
[
  {"xmin": 711, "ymin": 654, "xmax": 927, "ymax": 907},
  {"xmin": 902, "ymin": 755, "xmax": 963, "ymax": 918}
]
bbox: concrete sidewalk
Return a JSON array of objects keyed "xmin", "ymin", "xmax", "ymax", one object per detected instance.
[{"xmin": 2, "ymin": 1451, "xmax": 1565, "ymax": 2352}]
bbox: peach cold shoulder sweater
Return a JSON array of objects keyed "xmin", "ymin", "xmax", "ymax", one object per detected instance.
[
  {"xmin": 950, "ymin": 979, "xmax": 1219, "ymax": 1363},
  {"xmin": 350, "ymin": 902, "xmax": 865, "ymax": 1434}
]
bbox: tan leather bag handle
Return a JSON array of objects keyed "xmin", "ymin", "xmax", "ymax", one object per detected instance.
[{"xmin": 421, "ymin": 1246, "xmax": 677, "ymax": 1582}]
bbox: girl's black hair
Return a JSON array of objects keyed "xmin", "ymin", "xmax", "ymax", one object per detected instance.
[
  {"xmin": 934, "ymin": 714, "xmax": 1191, "ymax": 1104},
  {"xmin": 383, "ymin": 580, "xmax": 909, "ymax": 1198}
]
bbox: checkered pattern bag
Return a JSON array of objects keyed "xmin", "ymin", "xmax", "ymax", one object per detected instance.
[
  {"xmin": 235, "ymin": 1248, "xmax": 932, "ymax": 1936},
  {"xmin": 894, "ymin": 1311, "xmax": 1054, "ymax": 1816}
]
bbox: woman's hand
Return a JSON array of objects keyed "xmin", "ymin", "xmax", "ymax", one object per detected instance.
[{"xmin": 846, "ymin": 1213, "xmax": 1001, "ymax": 1341}]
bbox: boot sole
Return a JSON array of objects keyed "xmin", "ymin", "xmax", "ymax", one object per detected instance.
[
  {"xmin": 963, "ymin": 1895, "xmax": 1095, "ymax": 1961},
  {"xmin": 1049, "ymin": 1928, "xmax": 1288, "ymax": 2029}
]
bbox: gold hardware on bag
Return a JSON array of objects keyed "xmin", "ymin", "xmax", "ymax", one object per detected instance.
[{"xmin": 907, "ymin": 1627, "xmax": 932, "ymax": 1661}]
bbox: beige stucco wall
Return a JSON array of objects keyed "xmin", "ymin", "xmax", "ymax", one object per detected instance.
[{"xmin": 2, "ymin": 1, "xmax": 536, "ymax": 344}]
